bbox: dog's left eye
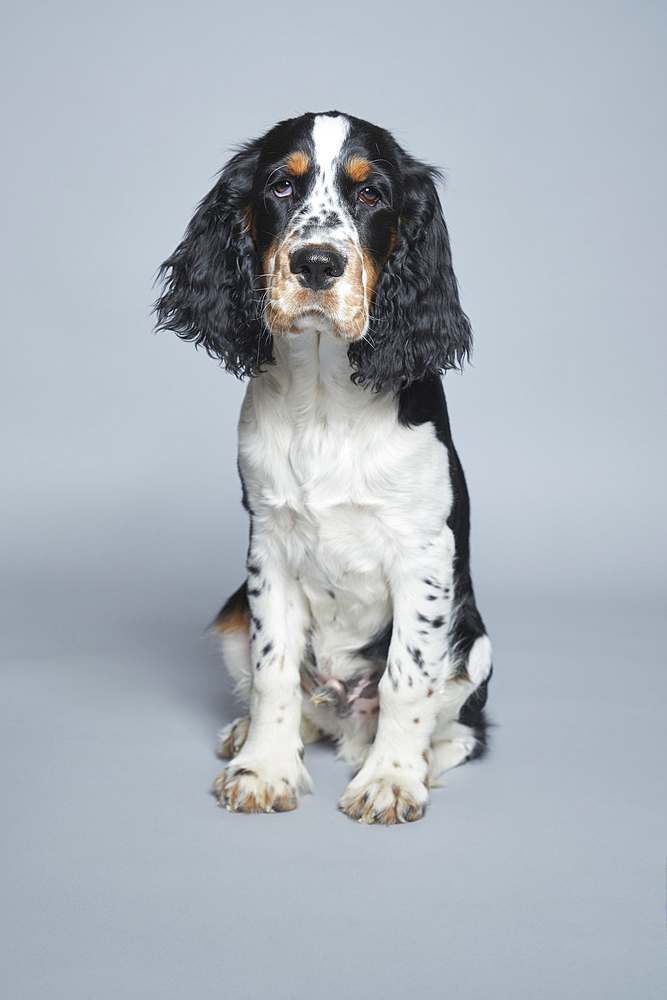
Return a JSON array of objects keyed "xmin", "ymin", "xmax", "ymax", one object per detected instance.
[
  {"xmin": 358, "ymin": 186, "xmax": 381, "ymax": 207},
  {"xmin": 273, "ymin": 179, "xmax": 293, "ymax": 198}
]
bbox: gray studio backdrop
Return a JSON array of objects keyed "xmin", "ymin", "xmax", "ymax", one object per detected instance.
[{"xmin": 2, "ymin": 2, "xmax": 665, "ymax": 999}]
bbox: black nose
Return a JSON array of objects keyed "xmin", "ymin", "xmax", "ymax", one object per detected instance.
[{"xmin": 289, "ymin": 246, "xmax": 346, "ymax": 290}]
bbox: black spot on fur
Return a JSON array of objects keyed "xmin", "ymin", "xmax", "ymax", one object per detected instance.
[
  {"xmin": 298, "ymin": 219, "xmax": 321, "ymax": 239},
  {"xmin": 407, "ymin": 645, "xmax": 425, "ymax": 672},
  {"xmin": 357, "ymin": 621, "xmax": 392, "ymax": 662}
]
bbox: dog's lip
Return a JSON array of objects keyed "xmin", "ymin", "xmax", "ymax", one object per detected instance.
[
  {"xmin": 290, "ymin": 311, "xmax": 337, "ymax": 334},
  {"xmin": 272, "ymin": 310, "xmax": 364, "ymax": 342},
  {"xmin": 265, "ymin": 289, "xmax": 368, "ymax": 341},
  {"xmin": 285, "ymin": 315, "xmax": 367, "ymax": 343}
]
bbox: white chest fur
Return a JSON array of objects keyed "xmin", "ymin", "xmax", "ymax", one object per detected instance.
[{"xmin": 237, "ymin": 327, "xmax": 454, "ymax": 679}]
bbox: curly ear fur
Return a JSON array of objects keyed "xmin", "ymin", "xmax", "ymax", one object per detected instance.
[
  {"xmin": 348, "ymin": 163, "xmax": 473, "ymax": 392},
  {"xmin": 154, "ymin": 142, "xmax": 274, "ymax": 378}
]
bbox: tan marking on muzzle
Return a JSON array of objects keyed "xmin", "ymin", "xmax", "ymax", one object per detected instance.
[{"xmin": 265, "ymin": 235, "xmax": 370, "ymax": 340}]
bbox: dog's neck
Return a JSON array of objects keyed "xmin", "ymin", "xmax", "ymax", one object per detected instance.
[
  {"xmin": 275, "ymin": 321, "xmax": 350, "ymax": 380},
  {"xmin": 265, "ymin": 319, "xmax": 374, "ymax": 412}
]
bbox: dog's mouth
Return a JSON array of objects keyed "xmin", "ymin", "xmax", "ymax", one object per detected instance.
[
  {"xmin": 265, "ymin": 296, "xmax": 368, "ymax": 342},
  {"xmin": 263, "ymin": 239, "xmax": 373, "ymax": 341}
]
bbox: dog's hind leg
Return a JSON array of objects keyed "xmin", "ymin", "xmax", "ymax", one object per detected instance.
[
  {"xmin": 428, "ymin": 635, "xmax": 493, "ymax": 783},
  {"xmin": 217, "ymin": 715, "xmax": 251, "ymax": 759},
  {"xmin": 210, "ymin": 582, "xmax": 253, "ymax": 697}
]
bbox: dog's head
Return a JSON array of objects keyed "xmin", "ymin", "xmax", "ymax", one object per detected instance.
[{"xmin": 155, "ymin": 111, "xmax": 472, "ymax": 391}]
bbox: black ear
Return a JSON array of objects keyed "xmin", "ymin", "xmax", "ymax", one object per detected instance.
[
  {"xmin": 154, "ymin": 142, "xmax": 273, "ymax": 378},
  {"xmin": 348, "ymin": 162, "xmax": 473, "ymax": 392}
]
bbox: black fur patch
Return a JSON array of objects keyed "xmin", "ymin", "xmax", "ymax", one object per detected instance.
[{"xmin": 357, "ymin": 621, "xmax": 393, "ymax": 662}]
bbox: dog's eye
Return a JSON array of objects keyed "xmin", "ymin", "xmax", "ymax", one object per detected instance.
[
  {"xmin": 273, "ymin": 179, "xmax": 293, "ymax": 198},
  {"xmin": 358, "ymin": 186, "xmax": 380, "ymax": 207}
]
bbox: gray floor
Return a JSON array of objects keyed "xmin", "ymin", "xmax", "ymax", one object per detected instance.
[{"xmin": 1, "ymin": 576, "xmax": 665, "ymax": 999}]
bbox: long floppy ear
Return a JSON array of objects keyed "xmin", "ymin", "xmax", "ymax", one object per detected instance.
[
  {"xmin": 154, "ymin": 142, "xmax": 273, "ymax": 378},
  {"xmin": 348, "ymin": 162, "xmax": 472, "ymax": 392}
]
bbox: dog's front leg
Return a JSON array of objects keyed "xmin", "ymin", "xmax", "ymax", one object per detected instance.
[
  {"xmin": 339, "ymin": 553, "xmax": 454, "ymax": 824},
  {"xmin": 214, "ymin": 551, "xmax": 313, "ymax": 813}
]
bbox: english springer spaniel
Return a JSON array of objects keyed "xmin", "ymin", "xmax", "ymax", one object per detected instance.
[{"xmin": 155, "ymin": 111, "xmax": 492, "ymax": 824}]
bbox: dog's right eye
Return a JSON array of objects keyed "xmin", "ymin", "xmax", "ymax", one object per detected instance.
[
  {"xmin": 272, "ymin": 179, "xmax": 293, "ymax": 198},
  {"xmin": 358, "ymin": 186, "xmax": 381, "ymax": 207}
]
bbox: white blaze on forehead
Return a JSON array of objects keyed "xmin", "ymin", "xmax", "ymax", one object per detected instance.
[
  {"xmin": 265, "ymin": 112, "xmax": 369, "ymax": 341},
  {"xmin": 312, "ymin": 114, "xmax": 349, "ymax": 176}
]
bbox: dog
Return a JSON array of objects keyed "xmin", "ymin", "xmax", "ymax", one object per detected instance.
[{"xmin": 155, "ymin": 111, "xmax": 492, "ymax": 824}]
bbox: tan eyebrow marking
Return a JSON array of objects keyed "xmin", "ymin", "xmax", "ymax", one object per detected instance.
[
  {"xmin": 286, "ymin": 151, "xmax": 311, "ymax": 176},
  {"xmin": 345, "ymin": 156, "xmax": 372, "ymax": 183}
]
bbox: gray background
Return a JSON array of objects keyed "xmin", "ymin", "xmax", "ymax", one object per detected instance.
[{"xmin": 1, "ymin": 1, "xmax": 665, "ymax": 997}]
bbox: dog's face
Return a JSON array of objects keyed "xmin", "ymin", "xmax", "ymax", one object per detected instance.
[
  {"xmin": 156, "ymin": 111, "xmax": 472, "ymax": 391},
  {"xmin": 248, "ymin": 113, "xmax": 401, "ymax": 341}
]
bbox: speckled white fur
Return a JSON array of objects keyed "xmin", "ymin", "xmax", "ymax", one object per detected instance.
[{"xmin": 217, "ymin": 323, "xmax": 491, "ymax": 817}]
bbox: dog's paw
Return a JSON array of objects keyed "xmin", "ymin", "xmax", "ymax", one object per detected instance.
[
  {"xmin": 217, "ymin": 716, "xmax": 251, "ymax": 759},
  {"xmin": 213, "ymin": 754, "xmax": 313, "ymax": 814},
  {"xmin": 338, "ymin": 767, "xmax": 429, "ymax": 825}
]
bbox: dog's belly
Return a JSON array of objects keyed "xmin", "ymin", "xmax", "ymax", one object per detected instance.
[
  {"xmin": 287, "ymin": 501, "xmax": 392, "ymax": 676},
  {"xmin": 280, "ymin": 502, "xmax": 389, "ymax": 732}
]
